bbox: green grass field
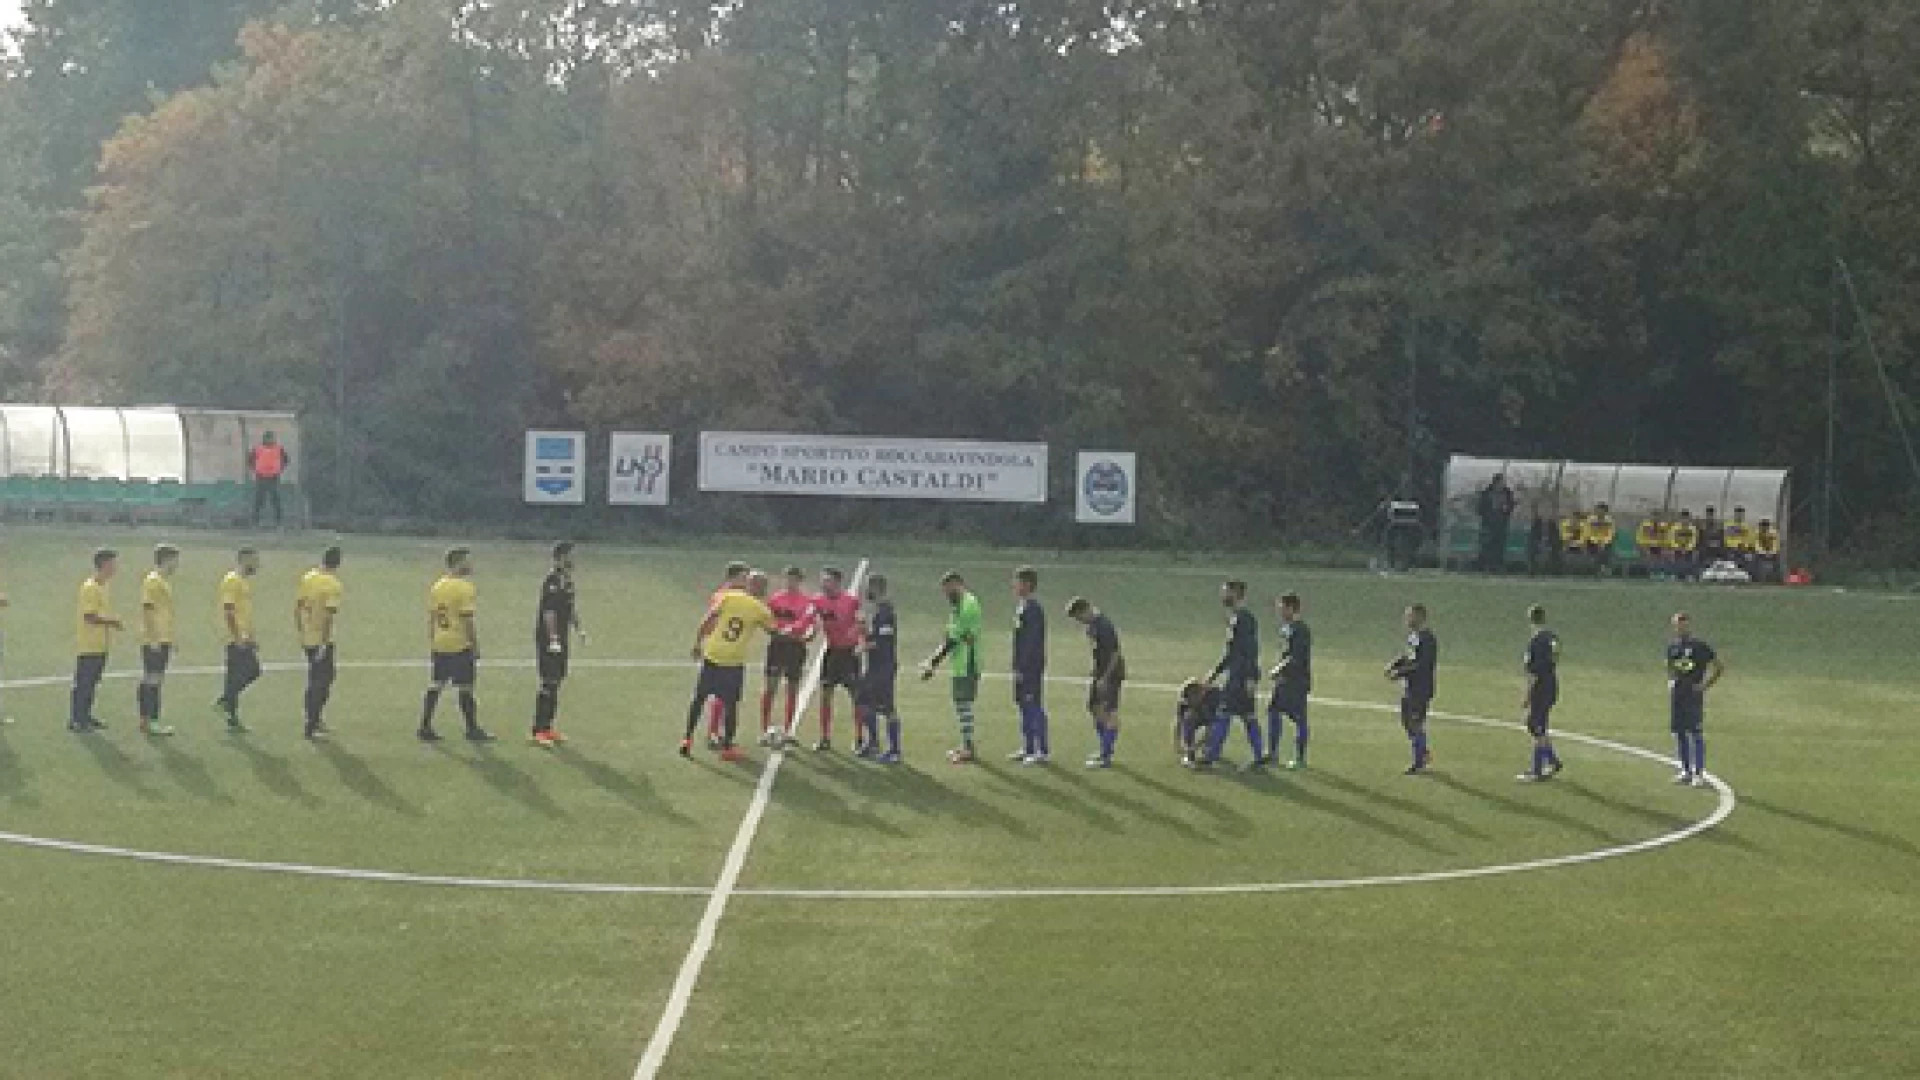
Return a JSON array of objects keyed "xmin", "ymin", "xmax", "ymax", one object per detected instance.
[{"xmin": 1, "ymin": 526, "xmax": 1916, "ymax": 1079}]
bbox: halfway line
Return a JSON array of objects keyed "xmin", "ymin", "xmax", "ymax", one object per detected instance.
[
  {"xmin": 630, "ymin": 557, "xmax": 869, "ymax": 1079},
  {"xmin": 630, "ymin": 746, "xmax": 785, "ymax": 1078}
]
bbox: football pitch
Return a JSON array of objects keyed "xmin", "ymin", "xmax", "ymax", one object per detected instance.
[{"xmin": 0, "ymin": 527, "xmax": 1915, "ymax": 1079}]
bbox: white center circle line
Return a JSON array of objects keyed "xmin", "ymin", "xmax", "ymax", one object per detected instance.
[{"xmin": 0, "ymin": 659, "xmax": 1736, "ymax": 899}]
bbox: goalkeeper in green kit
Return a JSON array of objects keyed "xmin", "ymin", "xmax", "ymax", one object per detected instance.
[{"xmin": 920, "ymin": 570, "xmax": 983, "ymax": 765}]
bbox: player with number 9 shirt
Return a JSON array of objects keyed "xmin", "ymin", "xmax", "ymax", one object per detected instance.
[{"xmin": 684, "ymin": 570, "xmax": 779, "ymax": 762}]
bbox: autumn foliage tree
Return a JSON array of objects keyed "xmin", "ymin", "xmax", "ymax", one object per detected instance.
[{"xmin": 2, "ymin": 0, "xmax": 1913, "ymax": 543}]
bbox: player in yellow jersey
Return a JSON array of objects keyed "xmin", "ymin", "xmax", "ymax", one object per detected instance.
[
  {"xmin": 681, "ymin": 570, "xmax": 779, "ymax": 761},
  {"xmin": 216, "ymin": 548, "xmax": 263, "ymax": 732},
  {"xmin": 421, "ymin": 547, "xmax": 491, "ymax": 742},
  {"xmin": 70, "ymin": 549, "xmax": 124, "ymax": 733},
  {"xmin": 295, "ymin": 546, "xmax": 345, "ymax": 739},
  {"xmin": 137, "ymin": 544, "xmax": 182, "ymax": 736}
]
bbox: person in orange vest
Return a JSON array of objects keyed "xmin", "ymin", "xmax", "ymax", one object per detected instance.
[{"xmin": 248, "ymin": 431, "xmax": 290, "ymax": 527}]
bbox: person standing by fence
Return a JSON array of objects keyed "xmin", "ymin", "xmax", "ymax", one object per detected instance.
[
  {"xmin": 1476, "ymin": 474, "xmax": 1517, "ymax": 572},
  {"xmin": 248, "ymin": 431, "xmax": 290, "ymax": 528}
]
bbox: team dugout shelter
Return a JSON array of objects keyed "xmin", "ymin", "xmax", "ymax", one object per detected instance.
[
  {"xmin": 0, "ymin": 404, "xmax": 303, "ymax": 526},
  {"xmin": 1441, "ymin": 455, "xmax": 1791, "ymax": 572}
]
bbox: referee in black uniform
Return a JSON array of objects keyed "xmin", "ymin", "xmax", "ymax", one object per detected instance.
[{"xmin": 531, "ymin": 542, "xmax": 583, "ymax": 746}]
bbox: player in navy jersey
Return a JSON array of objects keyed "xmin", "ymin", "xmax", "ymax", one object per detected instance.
[
  {"xmin": 1209, "ymin": 580, "xmax": 1266, "ymax": 768},
  {"xmin": 1175, "ymin": 679, "xmax": 1229, "ymax": 767},
  {"xmin": 1268, "ymin": 593, "xmax": 1312, "ymax": 770},
  {"xmin": 1517, "ymin": 604, "xmax": 1564, "ymax": 782},
  {"xmin": 1010, "ymin": 566, "xmax": 1050, "ymax": 765},
  {"xmin": 858, "ymin": 575, "xmax": 902, "ymax": 762},
  {"xmin": 1666, "ymin": 612, "xmax": 1724, "ymax": 786},
  {"xmin": 1068, "ymin": 596, "xmax": 1126, "ymax": 768},
  {"xmin": 1385, "ymin": 604, "xmax": 1438, "ymax": 775}
]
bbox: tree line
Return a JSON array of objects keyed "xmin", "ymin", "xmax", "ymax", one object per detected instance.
[{"xmin": 1, "ymin": 1, "xmax": 1916, "ymax": 556}]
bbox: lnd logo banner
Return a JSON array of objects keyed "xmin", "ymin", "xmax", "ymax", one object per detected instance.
[
  {"xmin": 525, "ymin": 430, "xmax": 586, "ymax": 505},
  {"xmin": 610, "ymin": 432, "xmax": 672, "ymax": 506},
  {"xmin": 1076, "ymin": 451, "xmax": 1137, "ymax": 525}
]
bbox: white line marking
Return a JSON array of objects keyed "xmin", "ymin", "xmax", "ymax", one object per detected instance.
[
  {"xmin": 630, "ymin": 559, "xmax": 868, "ymax": 1080},
  {"xmin": 0, "ymin": 659, "xmax": 1735, "ymax": 901},
  {"xmin": 631, "ymin": 740, "xmax": 783, "ymax": 1078}
]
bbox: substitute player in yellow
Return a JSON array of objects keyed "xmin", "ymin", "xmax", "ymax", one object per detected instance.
[
  {"xmin": 682, "ymin": 569, "xmax": 779, "ymax": 762},
  {"xmin": 138, "ymin": 544, "xmax": 182, "ymax": 736},
  {"xmin": 216, "ymin": 547, "xmax": 262, "ymax": 733},
  {"xmin": 296, "ymin": 546, "xmax": 344, "ymax": 739},
  {"xmin": 71, "ymin": 549, "xmax": 124, "ymax": 733},
  {"xmin": 421, "ymin": 547, "xmax": 491, "ymax": 742}
]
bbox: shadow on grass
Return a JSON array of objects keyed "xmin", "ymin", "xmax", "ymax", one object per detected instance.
[
  {"xmin": 154, "ymin": 738, "xmax": 234, "ymax": 805},
  {"xmin": 1052, "ymin": 764, "xmax": 1212, "ymax": 844},
  {"xmin": 1739, "ymin": 796, "xmax": 1919, "ymax": 858},
  {"xmin": 315, "ymin": 741, "xmax": 421, "ymax": 818},
  {"xmin": 977, "ymin": 764, "xmax": 1122, "ymax": 832},
  {"xmin": 224, "ymin": 735, "xmax": 319, "ymax": 807},
  {"xmin": 768, "ymin": 763, "xmax": 911, "ymax": 838},
  {"xmin": 1555, "ymin": 779, "xmax": 1696, "ymax": 833},
  {"xmin": 1217, "ymin": 768, "xmax": 1453, "ymax": 856},
  {"xmin": 1314, "ymin": 770, "xmax": 1494, "ymax": 842},
  {"xmin": 797, "ymin": 756, "xmax": 1031, "ymax": 839},
  {"xmin": 0, "ymin": 732, "xmax": 33, "ymax": 803},
  {"xmin": 552, "ymin": 746, "xmax": 692, "ymax": 826},
  {"xmin": 464, "ymin": 744, "xmax": 567, "ymax": 820},
  {"xmin": 682, "ymin": 752, "xmax": 761, "ymax": 787},
  {"xmin": 1116, "ymin": 761, "xmax": 1256, "ymax": 837},
  {"xmin": 1428, "ymin": 773, "xmax": 1623, "ymax": 845},
  {"xmin": 79, "ymin": 733, "xmax": 164, "ymax": 801}
]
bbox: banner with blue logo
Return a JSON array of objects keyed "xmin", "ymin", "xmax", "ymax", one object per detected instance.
[
  {"xmin": 524, "ymin": 430, "xmax": 586, "ymax": 505},
  {"xmin": 1075, "ymin": 451, "xmax": 1137, "ymax": 525}
]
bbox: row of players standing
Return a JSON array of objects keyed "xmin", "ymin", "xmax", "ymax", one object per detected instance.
[
  {"xmin": 42, "ymin": 542, "xmax": 580, "ymax": 744},
  {"xmin": 679, "ymin": 567, "xmax": 1404, "ymax": 774},
  {"xmin": 681, "ymin": 564, "xmax": 1728, "ymax": 788},
  {"xmin": 679, "ymin": 563, "xmax": 1129, "ymax": 767}
]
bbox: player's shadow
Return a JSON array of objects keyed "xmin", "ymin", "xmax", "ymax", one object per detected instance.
[
  {"xmin": 1117, "ymin": 767, "xmax": 1254, "ymax": 838},
  {"xmin": 829, "ymin": 761, "xmax": 1031, "ymax": 839},
  {"xmin": 463, "ymin": 745, "xmax": 567, "ymax": 820},
  {"xmin": 314, "ymin": 741, "xmax": 420, "ymax": 818},
  {"xmin": 0, "ymin": 734, "xmax": 33, "ymax": 803},
  {"xmin": 225, "ymin": 736, "xmax": 319, "ymax": 807},
  {"xmin": 553, "ymin": 747, "xmax": 692, "ymax": 827},
  {"xmin": 1224, "ymin": 771, "xmax": 1452, "ymax": 856},
  {"xmin": 1427, "ymin": 774, "xmax": 1622, "ymax": 845},
  {"xmin": 1555, "ymin": 779, "xmax": 1697, "ymax": 833},
  {"xmin": 683, "ymin": 754, "xmax": 763, "ymax": 788},
  {"xmin": 154, "ymin": 739, "xmax": 234, "ymax": 805},
  {"xmin": 977, "ymin": 765, "xmax": 1122, "ymax": 831},
  {"xmin": 79, "ymin": 734, "xmax": 165, "ymax": 801},
  {"xmin": 1738, "ymin": 796, "xmax": 1919, "ymax": 859},
  {"xmin": 1051, "ymin": 764, "xmax": 1212, "ymax": 844},
  {"xmin": 768, "ymin": 763, "xmax": 910, "ymax": 837},
  {"xmin": 1314, "ymin": 770, "xmax": 1494, "ymax": 842}
]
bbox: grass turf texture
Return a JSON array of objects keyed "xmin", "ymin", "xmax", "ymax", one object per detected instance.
[{"xmin": 0, "ymin": 526, "xmax": 1914, "ymax": 1078}]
